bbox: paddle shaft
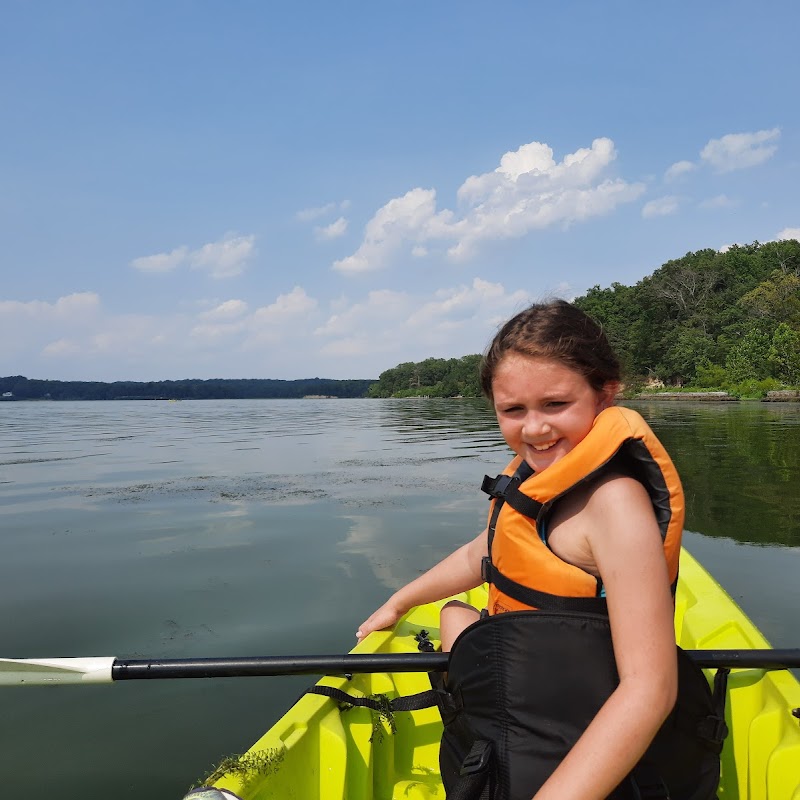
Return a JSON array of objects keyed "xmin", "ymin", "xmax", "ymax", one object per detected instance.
[
  {"xmin": 3, "ymin": 649, "xmax": 798, "ymax": 685},
  {"xmin": 111, "ymin": 648, "xmax": 800, "ymax": 680},
  {"xmin": 112, "ymin": 652, "xmax": 447, "ymax": 679}
]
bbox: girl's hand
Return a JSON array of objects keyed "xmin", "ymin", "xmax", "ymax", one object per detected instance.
[{"xmin": 356, "ymin": 600, "xmax": 405, "ymax": 641}]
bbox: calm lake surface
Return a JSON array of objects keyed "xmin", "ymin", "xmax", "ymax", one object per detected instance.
[{"xmin": 1, "ymin": 398, "xmax": 798, "ymax": 798}]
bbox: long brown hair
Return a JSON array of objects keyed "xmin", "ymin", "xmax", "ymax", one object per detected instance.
[{"xmin": 480, "ymin": 300, "xmax": 621, "ymax": 401}]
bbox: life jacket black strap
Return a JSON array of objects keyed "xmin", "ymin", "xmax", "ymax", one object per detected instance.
[
  {"xmin": 483, "ymin": 558, "xmax": 609, "ymax": 614},
  {"xmin": 481, "ymin": 473, "xmax": 544, "ymax": 521}
]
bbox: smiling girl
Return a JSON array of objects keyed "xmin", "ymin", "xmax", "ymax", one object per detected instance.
[{"xmin": 357, "ymin": 300, "xmax": 721, "ymax": 800}]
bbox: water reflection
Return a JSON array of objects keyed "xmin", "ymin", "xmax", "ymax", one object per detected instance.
[{"xmin": 629, "ymin": 401, "xmax": 800, "ymax": 547}]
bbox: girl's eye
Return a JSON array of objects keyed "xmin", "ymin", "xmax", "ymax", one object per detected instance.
[{"xmin": 545, "ymin": 401, "xmax": 568, "ymax": 408}]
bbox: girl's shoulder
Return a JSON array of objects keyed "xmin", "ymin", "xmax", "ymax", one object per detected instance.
[{"xmin": 583, "ymin": 471, "xmax": 653, "ymax": 512}]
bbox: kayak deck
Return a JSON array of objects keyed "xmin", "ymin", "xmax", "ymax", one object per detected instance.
[
  {"xmin": 676, "ymin": 551, "xmax": 800, "ymax": 800},
  {"xmin": 202, "ymin": 549, "xmax": 800, "ymax": 800}
]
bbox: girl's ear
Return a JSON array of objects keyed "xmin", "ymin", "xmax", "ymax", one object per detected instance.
[{"xmin": 597, "ymin": 381, "xmax": 621, "ymax": 411}]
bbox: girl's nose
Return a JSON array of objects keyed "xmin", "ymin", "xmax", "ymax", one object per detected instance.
[{"xmin": 522, "ymin": 413, "xmax": 551, "ymax": 438}]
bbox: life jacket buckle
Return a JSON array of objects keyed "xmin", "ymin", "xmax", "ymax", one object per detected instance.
[
  {"xmin": 459, "ymin": 739, "xmax": 493, "ymax": 776},
  {"xmin": 481, "ymin": 556, "xmax": 491, "ymax": 583},
  {"xmin": 481, "ymin": 474, "xmax": 513, "ymax": 499},
  {"xmin": 697, "ymin": 714, "xmax": 729, "ymax": 747}
]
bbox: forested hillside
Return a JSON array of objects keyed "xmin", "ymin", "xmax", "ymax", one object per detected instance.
[
  {"xmin": 574, "ymin": 240, "xmax": 800, "ymax": 393},
  {"xmin": 371, "ymin": 240, "xmax": 800, "ymax": 398},
  {"xmin": 367, "ymin": 355, "xmax": 482, "ymax": 398}
]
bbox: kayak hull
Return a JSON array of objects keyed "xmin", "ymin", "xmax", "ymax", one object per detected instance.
[{"xmin": 197, "ymin": 549, "xmax": 800, "ymax": 800}]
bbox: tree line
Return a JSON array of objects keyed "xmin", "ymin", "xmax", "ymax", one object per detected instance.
[
  {"xmin": 0, "ymin": 376, "xmax": 374, "ymax": 401},
  {"xmin": 370, "ymin": 240, "xmax": 800, "ymax": 398},
  {"xmin": 367, "ymin": 355, "xmax": 483, "ymax": 398}
]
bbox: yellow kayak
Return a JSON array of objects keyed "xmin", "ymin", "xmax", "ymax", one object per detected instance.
[{"xmin": 189, "ymin": 549, "xmax": 800, "ymax": 799}]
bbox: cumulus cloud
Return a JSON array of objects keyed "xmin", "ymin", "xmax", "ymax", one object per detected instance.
[
  {"xmin": 333, "ymin": 137, "xmax": 645, "ymax": 274},
  {"xmin": 130, "ymin": 234, "xmax": 256, "ymax": 278},
  {"xmin": 199, "ymin": 300, "xmax": 249, "ymax": 321},
  {"xmin": 664, "ymin": 161, "xmax": 696, "ymax": 182},
  {"xmin": 252, "ymin": 286, "xmax": 317, "ymax": 324},
  {"xmin": 0, "ymin": 292, "xmax": 101, "ymax": 321},
  {"xmin": 0, "ymin": 280, "xmax": 531, "ymax": 381},
  {"xmin": 314, "ymin": 216, "xmax": 349, "ymax": 240},
  {"xmin": 777, "ymin": 227, "xmax": 800, "ymax": 242},
  {"xmin": 699, "ymin": 194, "xmax": 734, "ymax": 210},
  {"xmin": 296, "ymin": 200, "xmax": 350, "ymax": 222},
  {"xmin": 315, "ymin": 278, "xmax": 532, "ymax": 363},
  {"xmin": 192, "ymin": 288, "xmax": 319, "ymax": 346},
  {"xmin": 700, "ymin": 128, "xmax": 780, "ymax": 173},
  {"xmin": 190, "ymin": 235, "xmax": 256, "ymax": 278},
  {"xmin": 130, "ymin": 246, "xmax": 189, "ymax": 273},
  {"xmin": 333, "ymin": 188, "xmax": 445, "ymax": 274},
  {"xmin": 642, "ymin": 196, "xmax": 680, "ymax": 218}
]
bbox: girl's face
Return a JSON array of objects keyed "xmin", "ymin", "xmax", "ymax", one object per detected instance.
[{"xmin": 491, "ymin": 353, "xmax": 616, "ymax": 473}]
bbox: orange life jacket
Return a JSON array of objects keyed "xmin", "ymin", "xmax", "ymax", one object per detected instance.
[{"xmin": 482, "ymin": 406, "xmax": 684, "ymax": 615}]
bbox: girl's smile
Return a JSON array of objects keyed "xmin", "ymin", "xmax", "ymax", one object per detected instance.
[{"xmin": 491, "ymin": 353, "xmax": 616, "ymax": 472}]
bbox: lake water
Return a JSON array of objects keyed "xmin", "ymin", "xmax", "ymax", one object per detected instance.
[{"xmin": 1, "ymin": 398, "xmax": 798, "ymax": 798}]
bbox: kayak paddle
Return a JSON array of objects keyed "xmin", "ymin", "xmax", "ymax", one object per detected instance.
[{"xmin": 1, "ymin": 649, "xmax": 799, "ymax": 686}]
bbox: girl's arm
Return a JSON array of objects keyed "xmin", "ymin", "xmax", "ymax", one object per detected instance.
[
  {"xmin": 533, "ymin": 476, "xmax": 678, "ymax": 800},
  {"xmin": 356, "ymin": 527, "xmax": 487, "ymax": 640}
]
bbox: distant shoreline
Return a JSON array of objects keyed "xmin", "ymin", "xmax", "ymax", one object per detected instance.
[{"xmin": 0, "ymin": 376, "xmax": 376, "ymax": 402}]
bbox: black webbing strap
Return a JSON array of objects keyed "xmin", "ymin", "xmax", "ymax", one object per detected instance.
[
  {"xmin": 447, "ymin": 739, "xmax": 493, "ymax": 800},
  {"xmin": 482, "ymin": 558, "xmax": 609, "ymax": 614},
  {"xmin": 696, "ymin": 668, "xmax": 730, "ymax": 753},
  {"xmin": 481, "ymin": 474, "xmax": 544, "ymax": 521},
  {"xmin": 307, "ymin": 684, "xmax": 446, "ymax": 713}
]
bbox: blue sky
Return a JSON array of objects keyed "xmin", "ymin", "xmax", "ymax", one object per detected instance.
[{"xmin": 2, "ymin": 1, "xmax": 799, "ymax": 382}]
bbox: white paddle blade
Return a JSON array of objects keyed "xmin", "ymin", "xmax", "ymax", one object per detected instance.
[{"xmin": 0, "ymin": 657, "xmax": 115, "ymax": 685}]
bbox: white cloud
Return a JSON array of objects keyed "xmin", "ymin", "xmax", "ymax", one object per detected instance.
[
  {"xmin": 333, "ymin": 137, "xmax": 645, "ymax": 274},
  {"xmin": 314, "ymin": 289, "xmax": 409, "ymax": 337},
  {"xmin": 777, "ymin": 227, "xmax": 800, "ymax": 242},
  {"xmin": 189, "ymin": 234, "xmax": 256, "ymax": 278},
  {"xmin": 250, "ymin": 287, "xmax": 318, "ymax": 328},
  {"xmin": 296, "ymin": 200, "xmax": 350, "ymax": 222},
  {"xmin": 315, "ymin": 279, "xmax": 532, "ymax": 365},
  {"xmin": 314, "ymin": 216, "xmax": 349, "ymax": 240},
  {"xmin": 699, "ymin": 194, "xmax": 734, "ymax": 209},
  {"xmin": 0, "ymin": 292, "xmax": 101, "ymax": 320},
  {"xmin": 41, "ymin": 338, "xmax": 82, "ymax": 357},
  {"xmin": 0, "ymin": 280, "xmax": 532, "ymax": 381},
  {"xmin": 130, "ymin": 234, "xmax": 256, "ymax": 279},
  {"xmin": 130, "ymin": 246, "xmax": 189, "ymax": 273},
  {"xmin": 191, "ymin": 288, "xmax": 317, "ymax": 345},
  {"xmin": 700, "ymin": 128, "xmax": 780, "ymax": 173},
  {"xmin": 199, "ymin": 300, "xmax": 249, "ymax": 320},
  {"xmin": 296, "ymin": 202, "xmax": 337, "ymax": 221},
  {"xmin": 333, "ymin": 188, "xmax": 445, "ymax": 274},
  {"xmin": 642, "ymin": 196, "xmax": 680, "ymax": 218},
  {"xmin": 406, "ymin": 278, "xmax": 529, "ymax": 331},
  {"xmin": 664, "ymin": 160, "xmax": 696, "ymax": 182}
]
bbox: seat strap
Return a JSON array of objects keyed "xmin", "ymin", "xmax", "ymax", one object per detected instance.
[
  {"xmin": 307, "ymin": 684, "xmax": 446, "ymax": 713},
  {"xmin": 446, "ymin": 739, "xmax": 493, "ymax": 800},
  {"xmin": 696, "ymin": 668, "xmax": 730, "ymax": 753}
]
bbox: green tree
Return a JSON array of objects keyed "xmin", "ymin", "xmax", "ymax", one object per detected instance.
[
  {"xmin": 768, "ymin": 323, "xmax": 800, "ymax": 384},
  {"xmin": 724, "ymin": 326, "xmax": 771, "ymax": 383}
]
